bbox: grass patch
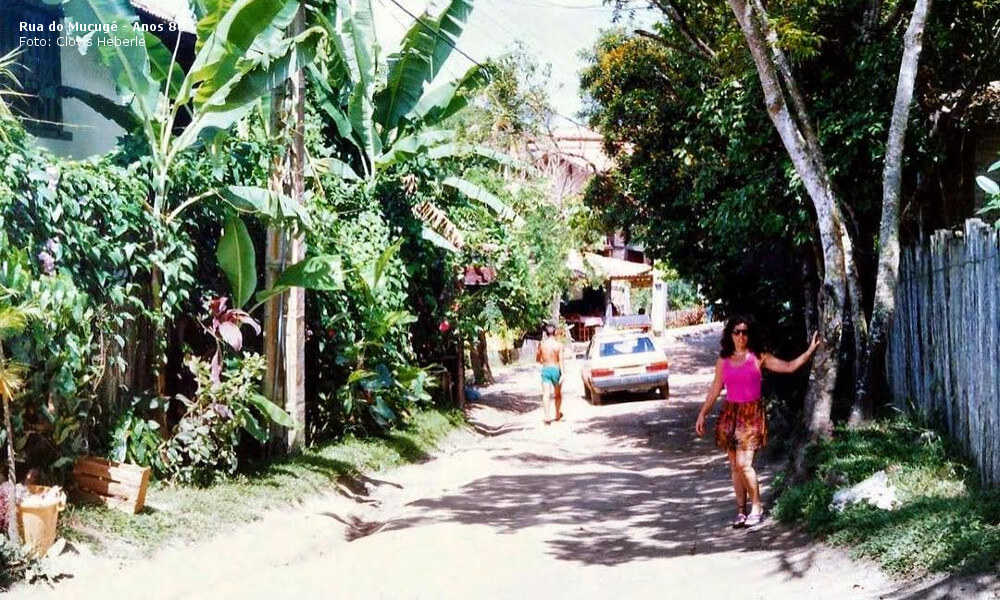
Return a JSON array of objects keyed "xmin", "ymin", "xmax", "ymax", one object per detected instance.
[
  {"xmin": 773, "ymin": 415, "xmax": 1000, "ymax": 576},
  {"xmin": 61, "ymin": 408, "xmax": 464, "ymax": 558}
]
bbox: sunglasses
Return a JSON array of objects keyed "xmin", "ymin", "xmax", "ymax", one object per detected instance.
[{"xmin": 732, "ymin": 328, "xmax": 749, "ymax": 336}]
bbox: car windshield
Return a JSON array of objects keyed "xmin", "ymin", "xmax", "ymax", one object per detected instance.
[{"xmin": 598, "ymin": 336, "xmax": 656, "ymax": 357}]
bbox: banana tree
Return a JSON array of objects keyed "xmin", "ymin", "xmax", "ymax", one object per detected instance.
[
  {"xmin": 44, "ymin": 0, "xmax": 326, "ymax": 392},
  {"xmin": 310, "ymin": 0, "xmax": 526, "ymax": 249}
]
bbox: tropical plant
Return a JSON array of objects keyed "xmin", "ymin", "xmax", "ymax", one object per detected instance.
[
  {"xmin": 165, "ymin": 347, "xmax": 294, "ymax": 485},
  {"xmin": 202, "ymin": 296, "xmax": 262, "ymax": 383},
  {"xmin": 0, "ymin": 48, "xmax": 24, "ymax": 142},
  {"xmin": 976, "ymin": 158, "xmax": 1000, "ymax": 220},
  {"xmin": 310, "ymin": 0, "xmax": 524, "ymax": 249}
]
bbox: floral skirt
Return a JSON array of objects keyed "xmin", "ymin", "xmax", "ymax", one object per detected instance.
[{"xmin": 715, "ymin": 400, "xmax": 767, "ymax": 452}]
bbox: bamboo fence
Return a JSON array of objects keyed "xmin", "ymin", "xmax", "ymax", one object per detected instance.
[{"xmin": 887, "ymin": 218, "xmax": 1000, "ymax": 485}]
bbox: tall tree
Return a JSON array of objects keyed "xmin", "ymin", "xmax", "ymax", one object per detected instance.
[
  {"xmin": 855, "ymin": 0, "xmax": 933, "ymax": 423},
  {"xmin": 593, "ymin": 0, "xmax": 993, "ymax": 444},
  {"xmin": 725, "ymin": 0, "xmax": 853, "ymax": 440}
]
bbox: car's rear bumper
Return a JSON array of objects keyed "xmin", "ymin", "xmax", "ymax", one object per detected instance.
[{"xmin": 591, "ymin": 371, "xmax": 669, "ymax": 393}]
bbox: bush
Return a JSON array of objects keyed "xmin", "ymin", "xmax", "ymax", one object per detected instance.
[
  {"xmin": 306, "ymin": 183, "xmax": 434, "ymax": 439},
  {"xmin": 774, "ymin": 416, "xmax": 1000, "ymax": 575},
  {"xmin": 0, "ymin": 121, "xmax": 194, "ymax": 476},
  {"xmin": 0, "ymin": 535, "xmax": 35, "ymax": 589},
  {"xmin": 109, "ymin": 395, "xmax": 168, "ymax": 477},
  {"xmin": 164, "ymin": 353, "xmax": 288, "ymax": 486}
]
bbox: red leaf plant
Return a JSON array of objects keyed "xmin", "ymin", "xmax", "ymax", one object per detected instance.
[{"xmin": 205, "ymin": 297, "xmax": 261, "ymax": 382}]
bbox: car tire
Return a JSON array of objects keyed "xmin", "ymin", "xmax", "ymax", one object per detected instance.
[
  {"xmin": 658, "ymin": 384, "xmax": 669, "ymax": 399},
  {"xmin": 591, "ymin": 388, "xmax": 603, "ymax": 406},
  {"xmin": 583, "ymin": 381, "xmax": 591, "ymax": 401}
]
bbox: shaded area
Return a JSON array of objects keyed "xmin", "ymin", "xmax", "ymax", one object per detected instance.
[{"xmin": 380, "ymin": 331, "xmax": 836, "ymax": 580}]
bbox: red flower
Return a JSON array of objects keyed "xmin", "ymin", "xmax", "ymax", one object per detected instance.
[{"xmin": 439, "ymin": 320, "xmax": 451, "ymax": 333}]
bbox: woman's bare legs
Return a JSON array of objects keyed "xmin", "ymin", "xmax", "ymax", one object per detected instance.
[
  {"xmin": 726, "ymin": 450, "xmax": 748, "ymax": 515},
  {"xmin": 735, "ymin": 449, "xmax": 762, "ymax": 515}
]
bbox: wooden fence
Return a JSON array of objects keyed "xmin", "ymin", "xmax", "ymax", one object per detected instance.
[{"xmin": 887, "ymin": 218, "xmax": 1000, "ymax": 485}]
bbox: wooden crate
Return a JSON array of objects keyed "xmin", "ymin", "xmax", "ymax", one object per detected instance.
[{"xmin": 71, "ymin": 457, "xmax": 151, "ymax": 514}]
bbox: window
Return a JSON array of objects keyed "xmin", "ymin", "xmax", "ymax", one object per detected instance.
[
  {"xmin": 0, "ymin": 0, "xmax": 69, "ymax": 139},
  {"xmin": 599, "ymin": 337, "xmax": 656, "ymax": 357}
]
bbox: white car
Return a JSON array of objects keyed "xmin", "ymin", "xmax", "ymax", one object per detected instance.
[{"xmin": 581, "ymin": 330, "xmax": 670, "ymax": 405}]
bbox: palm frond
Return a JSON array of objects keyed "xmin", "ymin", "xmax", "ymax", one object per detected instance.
[
  {"xmin": 0, "ymin": 303, "xmax": 41, "ymax": 339},
  {"xmin": 0, "ymin": 362, "xmax": 26, "ymax": 403},
  {"xmin": 0, "ymin": 48, "xmax": 25, "ymax": 137},
  {"xmin": 413, "ymin": 201, "xmax": 465, "ymax": 250}
]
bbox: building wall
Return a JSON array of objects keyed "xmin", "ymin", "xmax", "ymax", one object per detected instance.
[{"xmin": 34, "ymin": 43, "xmax": 124, "ymax": 159}]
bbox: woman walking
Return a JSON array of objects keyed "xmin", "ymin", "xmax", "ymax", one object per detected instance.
[{"xmin": 694, "ymin": 316, "xmax": 820, "ymax": 528}]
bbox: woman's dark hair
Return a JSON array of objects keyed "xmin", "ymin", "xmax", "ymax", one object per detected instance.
[{"xmin": 719, "ymin": 315, "xmax": 766, "ymax": 358}]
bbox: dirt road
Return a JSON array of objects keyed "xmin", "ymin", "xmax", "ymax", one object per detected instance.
[{"xmin": 12, "ymin": 326, "xmax": 974, "ymax": 599}]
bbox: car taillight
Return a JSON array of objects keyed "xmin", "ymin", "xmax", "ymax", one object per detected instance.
[
  {"xmin": 646, "ymin": 362, "xmax": 669, "ymax": 372},
  {"xmin": 591, "ymin": 368, "xmax": 615, "ymax": 378}
]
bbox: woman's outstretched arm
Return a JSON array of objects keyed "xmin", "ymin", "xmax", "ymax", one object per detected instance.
[
  {"xmin": 761, "ymin": 332, "xmax": 822, "ymax": 374},
  {"xmin": 695, "ymin": 359, "xmax": 725, "ymax": 436}
]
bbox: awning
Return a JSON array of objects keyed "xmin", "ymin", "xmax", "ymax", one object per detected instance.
[{"xmin": 567, "ymin": 250, "xmax": 652, "ymax": 284}]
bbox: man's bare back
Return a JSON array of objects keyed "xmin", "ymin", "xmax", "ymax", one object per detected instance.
[{"xmin": 536, "ymin": 337, "xmax": 563, "ymax": 366}]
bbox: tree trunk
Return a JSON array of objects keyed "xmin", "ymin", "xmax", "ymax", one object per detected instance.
[
  {"xmin": 3, "ymin": 396, "xmax": 19, "ymax": 544},
  {"xmin": 150, "ymin": 260, "xmax": 167, "ymax": 398},
  {"xmin": 728, "ymin": 0, "xmax": 851, "ymax": 442},
  {"xmin": 265, "ymin": 8, "xmax": 308, "ymax": 451},
  {"xmin": 470, "ymin": 330, "xmax": 494, "ymax": 386},
  {"xmin": 854, "ymin": 0, "xmax": 933, "ymax": 425}
]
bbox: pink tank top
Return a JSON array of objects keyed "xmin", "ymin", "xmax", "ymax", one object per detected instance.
[{"xmin": 722, "ymin": 352, "xmax": 762, "ymax": 403}]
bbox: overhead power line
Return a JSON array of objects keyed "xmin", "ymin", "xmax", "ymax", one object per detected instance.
[
  {"xmin": 383, "ymin": 0, "xmax": 489, "ymax": 70},
  {"xmin": 380, "ymin": 0, "xmax": 593, "ymax": 130}
]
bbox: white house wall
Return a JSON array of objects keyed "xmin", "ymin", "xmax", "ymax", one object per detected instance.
[{"xmin": 35, "ymin": 43, "xmax": 124, "ymax": 159}]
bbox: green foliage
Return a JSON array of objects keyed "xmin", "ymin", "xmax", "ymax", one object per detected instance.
[
  {"xmin": 0, "ymin": 244, "xmax": 104, "ymax": 473},
  {"xmin": 773, "ymin": 416, "xmax": 1000, "ymax": 575},
  {"xmin": 305, "ymin": 199, "xmax": 435, "ymax": 437},
  {"xmin": 0, "ymin": 534, "xmax": 37, "ymax": 588},
  {"xmin": 581, "ymin": 30, "xmax": 812, "ymax": 338},
  {"xmin": 109, "ymin": 395, "xmax": 167, "ymax": 477},
  {"xmin": 0, "ymin": 118, "xmax": 195, "ymax": 474},
  {"xmin": 449, "ymin": 167, "xmax": 573, "ymax": 340},
  {"xmin": 585, "ymin": 0, "xmax": 1000, "ymax": 348},
  {"xmin": 216, "ymin": 217, "xmax": 258, "ymax": 308}
]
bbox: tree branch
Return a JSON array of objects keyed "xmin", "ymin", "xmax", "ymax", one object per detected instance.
[
  {"xmin": 875, "ymin": 0, "xmax": 909, "ymax": 36},
  {"xmin": 650, "ymin": 0, "xmax": 717, "ymax": 60},
  {"xmin": 635, "ymin": 28, "xmax": 709, "ymax": 62},
  {"xmin": 862, "ymin": 0, "xmax": 885, "ymax": 39}
]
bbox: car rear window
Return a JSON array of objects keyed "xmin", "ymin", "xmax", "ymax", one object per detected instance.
[{"xmin": 598, "ymin": 336, "xmax": 656, "ymax": 357}]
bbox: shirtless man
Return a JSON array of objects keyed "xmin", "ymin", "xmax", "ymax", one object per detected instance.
[{"xmin": 535, "ymin": 322, "xmax": 565, "ymax": 424}]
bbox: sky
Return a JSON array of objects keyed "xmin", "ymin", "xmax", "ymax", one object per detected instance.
[{"xmin": 373, "ymin": 0, "xmax": 657, "ymax": 129}]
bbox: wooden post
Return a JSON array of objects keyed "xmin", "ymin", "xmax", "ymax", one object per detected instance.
[
  {"xmin": 456, "ymin": 335, "xmax": 466, "ymax": 408},
  {"xmin": 264, "ymin": 8, "xmax": 307, "ymax": 451},
  {"xmin": 284, "ymin": 8, "xmax": 307, "ymax": 452},
  {"xmin": 263, "ymin": 232, "xmax": 283, "ymax": 424}
]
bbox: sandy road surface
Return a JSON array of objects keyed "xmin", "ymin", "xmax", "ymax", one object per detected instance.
[{"xmin": 10, "ymin": 325, "xmax": 994, "ymax": 599}]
